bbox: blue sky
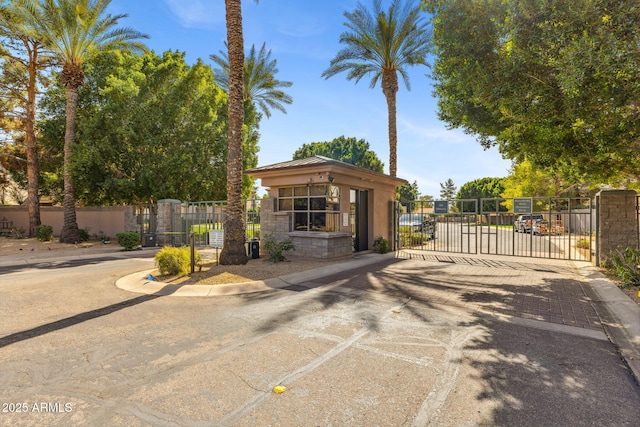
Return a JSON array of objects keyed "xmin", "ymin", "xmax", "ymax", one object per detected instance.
[{"xmin": 108, "ymin": 0, "xmax": 512, "ymax": 198}]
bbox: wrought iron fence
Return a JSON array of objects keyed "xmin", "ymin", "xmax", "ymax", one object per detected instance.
[
  {"xmin": 169, "ymin": 199, "xmax": 261, "ymax": 247},
  {"xmin": 398, "ymin": 197, "xmax": 593, "ymax": 261}
]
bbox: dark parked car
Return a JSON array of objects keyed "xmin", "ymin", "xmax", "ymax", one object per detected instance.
[
  {"xmin": 399, "ymin": 213, "xmax": 436, "ymax": 239},
  {"xmin": 514, "ymin": 214, "xmax": 544, "ymax": 233}
]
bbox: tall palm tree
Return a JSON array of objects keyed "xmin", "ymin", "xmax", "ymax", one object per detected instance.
[
  {"xmin": 211, "ymin": 41, "xmax": 293, "ymax": 119},
  {"xmin": 0, "ymin": 1, "xmax": 53, "ymax": 237},
  {"xmin": 19, "ymin": 0, "xmax": 147, "ymax": 243},
  {"xmin": 322, "ymin": 0, "xmax": 431, "ymax": 177},
  {"xmin": 220, "ymin": 0, "xmax": 257, "ymax": 265}
]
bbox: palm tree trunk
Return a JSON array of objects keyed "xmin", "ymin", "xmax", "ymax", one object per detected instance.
[
  {"xmin": 26, "ymin": 52, "xmax": 40, "ymax": 237},
  {"xmin": 382, "ymin": 70, "xmax": 399, "ymax": 177},
  {"xmin": 220, "ymin": 0, "xmax": 248, "ymax": 265},
  {"xmin": 59, "ymin": 85, "xmax": 80, "ymax": 243}
]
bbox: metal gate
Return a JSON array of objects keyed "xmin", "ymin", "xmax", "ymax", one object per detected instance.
[
  {"xmin": 397, "ymin": 197, "xmax": 593, "ymax": 261},
  {"xmin": 171, "ymin": 199, "xmax": 261, "ymax": 247}
]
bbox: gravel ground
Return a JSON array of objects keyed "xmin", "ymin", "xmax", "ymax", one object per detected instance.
[
  {"xmin": 0, "ymin": 236, "xmax": 112, "ymax": 256},
  {"xmin": 152, "ymin": 254, "xmax": 345, "ymax": 285}
]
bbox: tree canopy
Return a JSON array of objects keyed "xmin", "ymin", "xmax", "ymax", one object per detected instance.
[
  {"xmin": 292, "ymin": 136, "xmax": 384, "ymax": 173},
  {"xmin": 457, "ymin": 177, "xmax": 506, "ymax": 212},
  {"xmin": 39, "ymin": 50, "xmax": 259, "ymax": 204},
  {"xmin": 439, "ymin": 178, "xmax": 456, "ymax": 200},
  {"xmin": 424, "ymin": 0, "xmax": 640, "ymax": 183}
]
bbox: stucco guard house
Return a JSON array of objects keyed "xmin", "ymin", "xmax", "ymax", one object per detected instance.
[{"xmin": 246, "ymin": 156, "xmax": 406, "ymax": 260}]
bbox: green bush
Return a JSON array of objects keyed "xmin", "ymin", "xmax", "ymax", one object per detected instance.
[
  {"xmin": 155, "ymin": 246, "xmax": 201, "ymax": 276},
  {"xmin": 116, "ymin": 231, "xmax": 141, "ymax": 250},
  {"xmin": 576, "ymin": 238, "xmax": 590, "ymax": 249},
  {"xmin": 35, "ymin": 225, "xmax": 53, "ymax": 242},
  {"xmin": 79, "ymin": 227, "xmax": 90, "ymax": 242},
  {"xmin": 607, "ymin": 246, "xmax": 640, "ymax": 288},
  {"xmin": 262, "ymin": 234, "xmax": 295, "ymax": 263},
  {"xmin": 373, "ymin": 236, "xmax": 389, "ymax": 254},
  {"xmin": 399, "ymin": 228, "xmax": 429, "ymax": 247}
]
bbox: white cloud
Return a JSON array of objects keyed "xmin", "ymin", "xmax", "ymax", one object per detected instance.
[{"xmin": 163, "ymin": 0, "xmax": 224, "ymax": 29}]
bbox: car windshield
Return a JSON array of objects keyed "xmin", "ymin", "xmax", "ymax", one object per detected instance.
[{"xmin": 400, "ymin": 214, "xmax": 426, "ymax": 223}]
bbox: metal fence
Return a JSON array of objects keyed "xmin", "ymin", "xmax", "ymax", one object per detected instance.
[
  {"xmin": 398, "ymin": 197, "xmax": 593, "ymax": 261},
  {"xmin": 168, "ymin": 199, "xmax": 261, "ymax": 247}
]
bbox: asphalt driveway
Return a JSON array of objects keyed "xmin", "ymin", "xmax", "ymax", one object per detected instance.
[{"xmin": 0, "ymin": 250, "xmax": 639, "ymax": 426}]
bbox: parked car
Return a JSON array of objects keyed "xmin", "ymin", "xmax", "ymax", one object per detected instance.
[
  {"xmin": 514, "ymin": 214, "xmax": 544, "ymax": 233},
  {"xmin": 399, "ymin": 213, "xmax": 436, "ymax": 239}
]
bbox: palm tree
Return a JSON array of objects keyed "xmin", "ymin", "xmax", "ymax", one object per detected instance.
[
  {"xmin": 220, "ymin": 0, "xmax": 253, "ymax": 265},
  {"xmin": 211, "ymin": 41, "xmax": 293, "ymax": 118},
  {"xmin": 322, "ymin": 0, "xmax": 431, "ymax": 177},
  {"xmin": 0, "ymin": 1, "xmax": 53, "ymax": 237},
  {"xmin": 19, "ymin": 0, "xmax": 147, "ymax": 243}
]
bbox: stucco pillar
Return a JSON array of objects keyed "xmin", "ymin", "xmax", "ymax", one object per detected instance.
[{"xmin": 596, "ymin": 190, "xmax": 639, "ymax": 266}]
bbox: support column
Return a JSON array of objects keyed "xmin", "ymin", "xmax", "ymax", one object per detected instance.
[
  {"xmin": 596, "ymin": 190, "xmax": 638, "ymax": 266},
  {"xmin": 156, "ymin": 199, "xmax": 182, "ymax": 247}
]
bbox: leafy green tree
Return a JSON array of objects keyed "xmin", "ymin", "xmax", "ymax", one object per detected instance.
[
  {"xmin": 0, "ymin": 0, "xmax": 54, "ymax": 236},
  {"xmin": 322, "ymin": 0, "xmax": 431, "ymax": 177},
  {"xmin": 18, "ymin": 0, "xmax": 147, "ymax": 243},
  {"xmin": 39, "ymin": 50, "xmax": 258, "ymax": 205},
  {"xmin": 501, "ymin": 160, "xmax": 562, "ymax": 200},
  {"xmin": 439, "ymin": 178, "xmax": 456, "ymax": 200},
  {"xmin": 211, "ymin": 41, "xmax": 293, "ymax": 119},
  {"xmin": 292, "ymin": 136, "xmax": 384, "ymax": 173},
  {"xmin": 397, "ymin": 180, "xmax": 419, "ymax": 211},
  {"xmin": 424, "ymin": 0, "xmax": 640, "ymax": 182},
  {"xmin": 457, "ymin": 177, "xmax": 506, "ymax": 212}
]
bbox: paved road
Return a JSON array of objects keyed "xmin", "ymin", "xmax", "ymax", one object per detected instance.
[{"xmin": 0, "ymin": 250, "xmax": 639, "ymax": 426}]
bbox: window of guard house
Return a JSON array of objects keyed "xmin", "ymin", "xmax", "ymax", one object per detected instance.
[{"xmin": 278, "ymin": 185, "xmax": 340, "ymax": 231}]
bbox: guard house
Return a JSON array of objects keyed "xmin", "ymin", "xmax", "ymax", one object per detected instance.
[{"xmin": 246, "ymin": 156, "xmax": 406, "ymax": 260}]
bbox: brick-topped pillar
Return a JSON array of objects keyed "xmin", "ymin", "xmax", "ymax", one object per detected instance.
[{"xmin": 596, "ymin": 190, "xmax": 639, "ymax": 266}]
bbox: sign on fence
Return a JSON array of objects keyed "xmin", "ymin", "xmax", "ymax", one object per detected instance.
[
  {"xmin": 514, "ymin": 198, "xmax": 532, "ymax": 214},
  {"xmin": 434, "ymin": 200, "xmax": 449, "ymax": 214},
  {"xmin": 208, "ymin": 229, "xmax": 224, "ymax": 248}
]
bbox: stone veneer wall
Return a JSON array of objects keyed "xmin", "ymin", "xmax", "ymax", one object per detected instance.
[
  {"xmin": 287, "ymin": 231, "xmax": 353, "ymax": 260},
  {"xmin": 260, "ymin": 197, "xmax": 353, "ymax": 260},
  {"xmin": 596, "ymin": 190, "xmax": 639, "ymax": 265}
]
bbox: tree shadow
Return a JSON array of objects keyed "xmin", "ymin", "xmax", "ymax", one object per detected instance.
[{"xmin": 243, "ymin": 255, "xmax": 640, "ymax": 425}]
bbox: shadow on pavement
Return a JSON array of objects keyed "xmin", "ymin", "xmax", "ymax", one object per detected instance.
[{"xmin": 0, "ymin": 289, "xmax": 175, "ymax": 348}]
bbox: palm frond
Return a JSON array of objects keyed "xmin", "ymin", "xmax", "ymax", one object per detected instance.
[
  {"xmin": 322, "ymin": 0, "xmax": 430, "ymax": 92},
  {"xmin": 211, "ymin": 41, "xmax": 293, "ymax": 118}
]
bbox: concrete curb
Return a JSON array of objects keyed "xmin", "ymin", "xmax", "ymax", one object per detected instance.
[
  {"xmin": 115, "ymin": 251, "xmax": 400, "ymax": 297},
  {"xmin": 575, "ymin": 261, "xmax": 640, "ymax": 383}
]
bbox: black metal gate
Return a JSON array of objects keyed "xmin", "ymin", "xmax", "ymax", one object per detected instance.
[
  {"xmin": 171, "ymin": 199, "xmax": 261, "ymax": 247},
  {"xmin": 397, "ymin": 197, "xmax": 593, "ymax": 261}
]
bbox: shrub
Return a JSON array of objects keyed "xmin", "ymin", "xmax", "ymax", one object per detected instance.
[
  {"xmin": 262, "ymin": 234, "xmax": 295, "ymax": 263},
  {"xmin": 607, "ymin": 246, "xmax": 640, "ymax": 288},
  {"xmin": 35, "ymin": 225, "xmax": 53, "ymax": 242},
  {"xmin": 576, "ymin": 238, "xmax": 590, "ymax": 249},
  {"xmin": 398, "ymin": 227, "xmax": 429, "ymax": 247},
  {"xmin": 155, "ymin": 246, "xmax": 201, "ymax": 276},
  {"xmin": 116, "ymin": 231, "xmax": 141, "ymax": 251},
  {"xmin": 373, "ymin": 236, "xmax": 389, "ymax": 254},
  {"xmin": 79, "ymin": 228, "xmax": 90, "ymax": 242}
]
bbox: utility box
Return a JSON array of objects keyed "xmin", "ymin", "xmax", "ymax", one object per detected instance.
[
  {"xmin": 248, "ymin": 239, "xmax": 259, "ymax": 259},
  {"xmin": 142, "ymin": 233, "xmax": 156, "ymax": 247}
]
